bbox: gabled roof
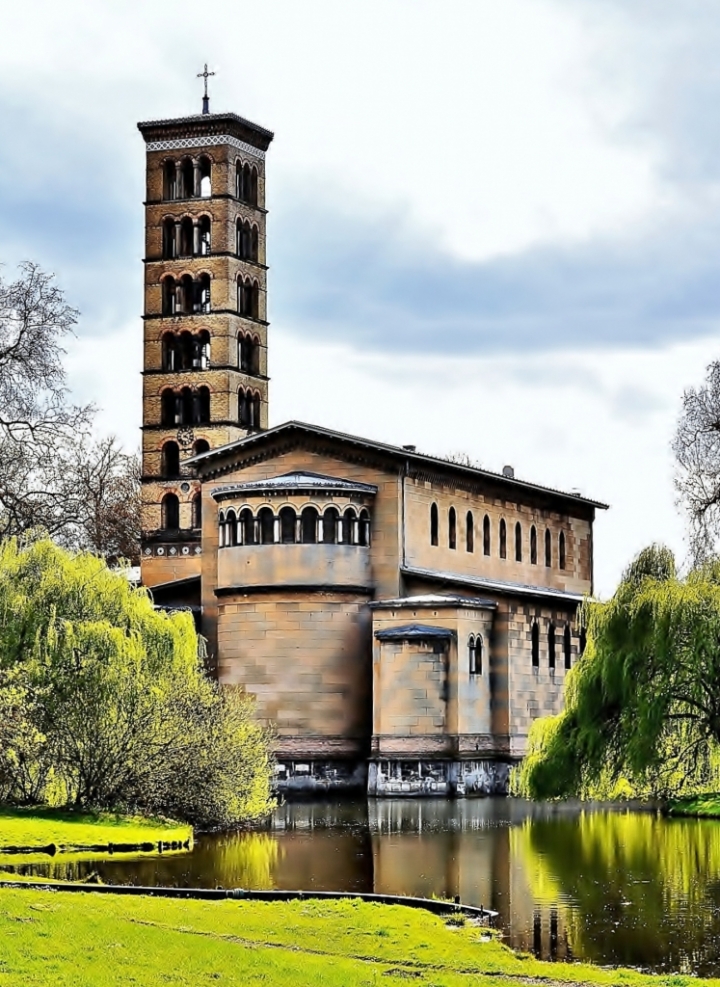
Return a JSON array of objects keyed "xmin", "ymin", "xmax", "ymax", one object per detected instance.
[
  {"xmin": 185, "ymin": 420, "xmax": 608, "ymax": 511},
  {"xmin": 211, "ymin": 471, "xmax": 377, "ymax": 502}
]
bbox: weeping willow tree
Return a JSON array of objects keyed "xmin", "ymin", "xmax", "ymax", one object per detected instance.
[
  {"xmin": 517, "ymin": 544, "xmax": 720, "ymax": 799},
  {"xmin": 0, "ymin": 538, "xmax": 273, "ymax": 826}
]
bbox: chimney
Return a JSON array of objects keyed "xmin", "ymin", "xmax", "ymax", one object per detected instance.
[
  {"xmin": 502, "ymin": 465, "xmax": 515, "ymax": 479},
  {"xmin": 403, "ymin": 444, "xmax": 417, "ymax": 453}
]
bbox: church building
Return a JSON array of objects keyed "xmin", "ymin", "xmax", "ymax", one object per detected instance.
[{"xmin": 138, "ymin": 98, "xmax": 607, "ymax": 796}]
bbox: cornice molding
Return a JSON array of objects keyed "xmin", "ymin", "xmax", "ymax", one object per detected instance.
[{"xmin": 145, "ymin": 133, "xmax": 266, "ymax": 160}]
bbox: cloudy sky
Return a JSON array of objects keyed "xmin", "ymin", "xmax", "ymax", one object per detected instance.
[{"xmin": 1, "ymin": 0, "xmax": 719, "ymax": 596}]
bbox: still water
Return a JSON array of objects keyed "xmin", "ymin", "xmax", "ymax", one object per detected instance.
[{"xmin": 5, "ymin": 798, "xmax": 720, "ymax": 976}]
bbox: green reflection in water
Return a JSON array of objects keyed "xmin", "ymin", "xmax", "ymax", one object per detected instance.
[{"xmin": 515, "ymin": 809, "xmax": 720, "ymax": 974}]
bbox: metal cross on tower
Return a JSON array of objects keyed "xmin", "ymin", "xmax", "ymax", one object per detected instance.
[{"xmin": 197, "ymin": 63, "xmax": 216, "ymax": 115}]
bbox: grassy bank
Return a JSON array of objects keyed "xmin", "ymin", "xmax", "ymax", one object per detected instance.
[
  {"xmin": 0, "ymin": 806, "xmax": 191, "ymax": 850},
  {"xmin": 668, "ymin": 794, "xmax": 720, "ymax": 818},
  {"xmin": 0, "ymin": 888, "xmax": 711, "ymax": 986}
]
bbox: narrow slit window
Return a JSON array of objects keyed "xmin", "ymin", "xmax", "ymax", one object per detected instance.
[{"xmin": 430, "ymin": 503, "xmax": 438, "ymax": 546}]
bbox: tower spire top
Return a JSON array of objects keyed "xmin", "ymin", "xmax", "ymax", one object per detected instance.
[{"xmin": 197, "ymin": 63, "xmax": 216, "ymax": 115}]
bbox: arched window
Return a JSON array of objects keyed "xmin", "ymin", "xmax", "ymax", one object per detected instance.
[
  {"xmin": 162, "ymin": 277, "xmax": 176, "ymax": 316},
  {"xmin": 499, "ymin": 518, "xmax": 507, "ymax": 559},
  {"xmin": 200, "ymin": 386, "xmax": 211, "ymax": 424},
  {"xmin": 251, "ymin": 224, "xmax": 259, "ymax": 261},
  {"xmin": 279, "ymin": 506, "xmax": 297, "ymax": 544},
  {"xmin": 161, "ymin": 441, "xmax": 180, "ymax": 478},
  {"xmin": 531, "ymin": 621, "xmax": 539, "ymax": 668},
  {"xmin": 180, "ymin": 158, "xmax": 193, "ymax": 198},
  {"xmin": 515, "ymin": 522, "xmax": 522, "ymax": 562},
  {"xmin": 180, "ymin": 387, "xmax": 193, "ymax": 425},
  {"xmin": 466, "ymin": 511, "xmax": 474, "ymax": 553},
  {"xmin": 197, "ymin": 274, "xmax": 211, "ymax": 314},
  {"xmin": 198, "ymin": 155, "xmax": 211, "ymax": 197},
  {"xmin": 258, "ymin": 507, "xmax": 274, "ymax": 544},
  {"xmin": 323, "ymin": 506, "xmax": 339, "ymax": 544},
  {"xmin": 468, "ymin": 636, "xmax": 476, "ymax": 674},
  {"xmin": 161, "ymin": 493, "xmax": 179, "ymax": 531},
  {"xmin": 475, "ymin": 635, "xmax": 483, "ymax": 674},
  {"xmin": 559, "ymin": 531, "xmax": 566, "ymax": 570},
  {"xmin": 449, "ymin": 507, "xmax": 457, "ymax": 550},
  {"xmin": 240, "ymin": 507, "xmax": 254, "ymax": 545},
  {"xmin": 163, "ymin": 160, "xmax": 177, "ymax": 201},
  {"xmin": 545, "ymin": 528, "xmax": 551, "ymax": 567},
  {"xmin": 161, "ymin": 333, "xmax": 177, "ymax": 372},
  {"xmin": 178, "ymin": 331, "xmax": 193, "ymax": 370},
  {"xmin": 342, "ymin": 507, "xmax": 357, "ymax": 545},
  {"xmin": 192, "ymin": 493, "xmax": 202, "ymax": 530},
  {"xmin": 162, "ymin": 218, "xmax": 176, "ymax": 259},
  {"xmin": 225, "ymin": 509, "xmax": 237, "ymax": 547},
  {"xmin": 301, "ymin": 506, "xmax": 319, "ymax": 544},
  {"xmin": 235, "ymin": 161, "xmax": 244, "ymax": 199},
  {"xmin": 179, "ymin": 217, "xmax": 193, "ymax": 257},
  {"xmin": 530, "ymin": 525, "xmax": 537, "ymax": 565},
  {"xmin": 430, "ymin": 503, "xmax": 438, "ymax": 546},
  {"xmin": 179, "ymin": 274, "xmax": 194, "ymax": 314},
  {"xmin": 198, "ymin": 216, "xmax": 211, "ymax": 256},
  {"xmin": 359, "ymin": 508, "xmax": 371, "ymax": 547},
  {"xmin": 564, "ymin": 624, "xmax": 572, "ymax": 670},
  {"xmin": 218, "ymin": 510, "xmax": 226, "ymax": 548},
  {"xmin": 192, "ymin": 439, "xmax": 210, "ymax": 457},
  {"xmin": 160, "ymin": 389, "xmax": 176, "ymax": 427},
  {"xmin": 548, "ymin": 624, "xmax": 556, "ymax": 670},
  {"xmin": 579, "ymin": 627, "xmax": 587, "ymax": 656},
  {"xmin": 483, "ymin": 515, "xmax": 490, "ymax": 556},
  {"xmin": 196, "ymin": 330, "xmax": 210, "ymax": 370},
  {"xmin": 251, "ymin": 393, "xmax": 261, "ymax": 428},
  {"xmin": 250, "ymin": 165, "xmax": 259, "ymax": 205}
]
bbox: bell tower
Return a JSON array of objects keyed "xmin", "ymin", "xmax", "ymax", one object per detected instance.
[{"xmin": 138, "ymin": 97, "xmax": 274, "ymax": 589}]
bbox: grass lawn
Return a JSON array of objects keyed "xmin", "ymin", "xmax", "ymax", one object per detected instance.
[
  {"xmin": 668, "ymin": 794, "xmax": 720, "ymax": 818},
  {"xmin": 0, "ymin": 805, "xmax": 191, "ymax": 850},
  {"xmin": 0, "ymin": 888, "xmax": 712, "ymax": 987}
]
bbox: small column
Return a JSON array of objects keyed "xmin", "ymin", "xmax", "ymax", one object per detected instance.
[
  {"xmin": 193, "ymin": 159, "xmax": 201, "ymax": 197},
  {"xmin": 296, "ymin": 518, "xmax": 302, "ymax": 543},
  {"xmin": 317, "ymin": 518, "xmax": 324, "ymax": 542},
  {"xmin": 337, "ymin": 518, "xmax": 343, "ymax": 542},
  {"xmin": 193, "ymin": 220, "xmax": 200, "ymax": 257},
  {"xmin": 353, "ymin": 519, "xmax": 359, "ymax": 545},
  {"xmin": 174, "ymin": 161, "xmax": 183, "ymax": 199},
  {"xmin": 273, "ymin": 518, "xmax": 280, "ymax": 544},
  {"xmin": 174, "ymin": 283, "xmax": 183, "ymax": 315},
  {"xmin": 174, "ymin": 220, "xmax": 182, "ymax": 257},
  {"xmin": 254, "ymin": 519, "xmax": 261, "ymax": 544}
]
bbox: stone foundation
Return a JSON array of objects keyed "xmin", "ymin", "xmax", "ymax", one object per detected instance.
[
  {"xmin": 367, "ymin": 759, "xmax": 512, "ymax": 797},
  {"xmin": 273, "ymin": 760, "xmax": 368, "ymax": 795}
]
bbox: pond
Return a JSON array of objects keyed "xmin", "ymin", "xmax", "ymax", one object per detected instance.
[{"xmin": 4, "ymin": 798, "xmax": 720, "ymax": 977}]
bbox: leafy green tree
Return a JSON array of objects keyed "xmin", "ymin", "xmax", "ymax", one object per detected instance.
[
  {"xmin": 0, "ymin": 538, "xmax": 273, "ymax": 825},
  {"xmin": 517, "ymin": 543, "xmax": 720, "ymax": 799}
]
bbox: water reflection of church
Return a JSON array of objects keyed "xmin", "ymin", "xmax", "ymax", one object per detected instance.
[{"xmin": 268, "ymin": 799, "xmax": 572, "ymax": 961}]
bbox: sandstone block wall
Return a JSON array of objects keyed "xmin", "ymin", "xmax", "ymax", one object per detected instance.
[{"xmin": 403, "ymin": 475, "xmax": 593, "ymax": 596}]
